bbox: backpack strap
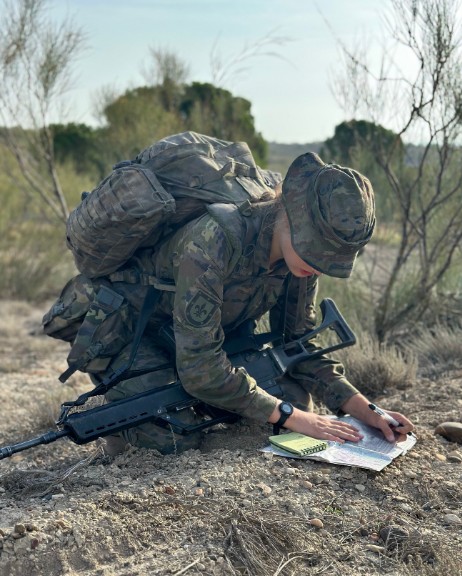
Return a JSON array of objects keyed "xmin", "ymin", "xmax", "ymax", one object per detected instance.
[
  {"xmin": 108, "ymin": 269, "xmax": 176, "ymax": 291},
  {"xmin": 56, "ymin": 286, "xmax": 162, "ymax": 423}
]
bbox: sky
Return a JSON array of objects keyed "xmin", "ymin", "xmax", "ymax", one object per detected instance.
[{"xmin": 51, "ymin": 0, "xmax": 388, "ymax": 144}]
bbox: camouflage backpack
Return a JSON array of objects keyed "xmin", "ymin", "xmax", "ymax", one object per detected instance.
[
  {"xmin": 44, "ymin": 132, "xmax": 282, "ymax": 386},
  {"xmin": 66, "ymin": 131, "xmax": 281, "ymax": 278}
]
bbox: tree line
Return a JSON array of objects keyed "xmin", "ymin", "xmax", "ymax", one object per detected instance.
[{"xmin": 0, "ymin": 0, "xmax": 460, "ymax": 344}]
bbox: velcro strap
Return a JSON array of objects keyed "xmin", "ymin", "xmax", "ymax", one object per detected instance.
[{"xmin": 108, "ymin": 270, "xmax": 176, "ymax": 291}]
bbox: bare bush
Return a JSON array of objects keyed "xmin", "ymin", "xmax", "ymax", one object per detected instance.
[
  {"xmin": 332, "ymin": 0, "xmax": 462, "ymax": 342},
  {"xmin": 0, "ymin": 0, "xmax": 85, "ymax": 222}
]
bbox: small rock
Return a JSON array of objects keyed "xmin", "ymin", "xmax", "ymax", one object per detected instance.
[
  {"xmin": 256, "ymin": 483, "xmax": 272, "ymax": 496},
  {"xmin": 194, "ymin": 488, "xmax": 204, "ymax": 496},
  {"xmin": 300, "ymin": 480, "xmax": 313, "ymax": 489},
  {"xmin": 355, "ymin": 484, "xmax": 366, "ymax": 493},
  {"xmin": 30, "ymin": 538, "xmax": 40, "ymax": 550},
  {"xmin": 435, "ymin": 422, "xmax": 462, "ymax": 444},
  {"xmin": 435, "ymin": 453, "xmax": 447, "ymax": 462},
  {"xmin": 366, "ymin": 544, "xmax": 385, "ymax": 554},
  {"xmin": 443, "ymin": 513, "xmax": 461, "ymax": 525},
  {"xmin": 309, "ymin": 518, "xmax": 324, "ymax": 529},
  {"xmin": 14, "ymin": 524, "xmax": 26, "ymax": 535},
  {"xmin": 447, "ymin": 451, "xmax": 462, "ymax": 463},
  {"xmin": 404, "ymin": 471, "xmax": 417, "ymax": 479}
]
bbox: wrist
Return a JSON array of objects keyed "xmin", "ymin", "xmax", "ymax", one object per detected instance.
[{"xmin": 272, "ymin": 401, "xmax": 294, "ymax": 431}]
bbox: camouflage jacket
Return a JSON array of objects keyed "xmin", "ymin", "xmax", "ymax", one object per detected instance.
[{"xmin": 123, "ymin": 201, "xmax": 359, "ymax": 422}]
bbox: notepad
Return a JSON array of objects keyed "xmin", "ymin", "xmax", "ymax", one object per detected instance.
[{"xmin": 269, "ymin": 432, "xmax": 328, "ymax": 456}]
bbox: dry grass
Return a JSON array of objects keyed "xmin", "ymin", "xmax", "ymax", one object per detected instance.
[
  {"xmin": 337, "ymin": 331, "xmax": 417, "ymax": 399},
  {"xmin": 409, "ymin": 325, "xmax": 462, "ymax": 376}
]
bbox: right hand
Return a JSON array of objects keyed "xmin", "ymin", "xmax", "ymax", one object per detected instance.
[{"xmin": 269, "ymin": 403, "xmax": 363, "ymax": 443}]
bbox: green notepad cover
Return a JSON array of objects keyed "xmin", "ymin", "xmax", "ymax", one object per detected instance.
[{"xmin": 269, "ymin": 432, "xmax": 328, "ymax": 455}]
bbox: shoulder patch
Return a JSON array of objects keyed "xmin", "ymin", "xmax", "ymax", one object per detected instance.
[{"xmin": 185, "ymin": 290, "xmax": 219, "ymax": 327}]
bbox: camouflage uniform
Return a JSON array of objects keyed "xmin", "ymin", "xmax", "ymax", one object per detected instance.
[{"xmin": 106, "ymin": 149, "xmax": 375, "ymax": 454}]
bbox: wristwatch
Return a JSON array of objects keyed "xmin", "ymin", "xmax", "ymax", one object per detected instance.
[{"xmin": 273, "ymin": 401, "xmax": 294, "ymax": 435}]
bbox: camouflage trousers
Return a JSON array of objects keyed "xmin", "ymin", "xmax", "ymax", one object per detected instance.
[{"xmin": 101, "ymin": 339, "xmax": 314, "ymax": 455}]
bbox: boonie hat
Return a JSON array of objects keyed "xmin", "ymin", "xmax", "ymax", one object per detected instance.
[{"xmin": 281, "ymin": 152, "xmax": 375, "ymax": 278}]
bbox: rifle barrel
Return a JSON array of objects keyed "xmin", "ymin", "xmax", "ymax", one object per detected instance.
[{"xmin": 0, "ymin": 429, "xmax": 69, "ymax": 460}]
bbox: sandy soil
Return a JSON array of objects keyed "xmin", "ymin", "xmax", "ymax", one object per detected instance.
[{"xmin": 0, "ymin": 299, "xmax": 461, "ymax": 576}]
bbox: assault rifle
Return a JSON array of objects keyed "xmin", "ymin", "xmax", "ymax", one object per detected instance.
[{"xmin": 0, "ymin": 298, "xmax": 355, "ymax": 460}]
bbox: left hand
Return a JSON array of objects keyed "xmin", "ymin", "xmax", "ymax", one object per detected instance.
[{"xmin": 341, "ymin": 394, "xmax": 414, "ymax": 442}]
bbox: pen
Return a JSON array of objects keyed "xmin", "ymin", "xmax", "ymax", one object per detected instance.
[{"xmin": 368, "ymin": 403, "xmax": 401, "ymax": 427}]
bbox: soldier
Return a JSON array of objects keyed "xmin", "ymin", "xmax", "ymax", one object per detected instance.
[{"xmin": 102, "ymin": 149, "xmax": 414, "ymax": 455}]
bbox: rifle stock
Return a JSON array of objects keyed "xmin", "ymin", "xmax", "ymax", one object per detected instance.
[{"xmin": 0, "ymin": 298, "xmax": 355, "ymax": 460}]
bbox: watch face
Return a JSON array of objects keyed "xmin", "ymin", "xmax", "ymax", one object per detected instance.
[{"xmin": 280, "ymin": 402, "xmax": 293, "ymax": 415}]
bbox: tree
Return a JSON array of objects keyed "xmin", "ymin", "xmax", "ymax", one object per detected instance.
[
  {"xmin": 98, "ymin": 86, "xmax": 183, "ymax": 166},
  {"xmin": 141, "ymin": 47, "xmax": 189, "ymax": 112},
  {"xmin": 321, "ymin": 120, "xmax": 405, "ymax": 221},
  {"xmin": 51, "ymin": 123, "xmax": 100, "ymax": 175},
  {"xmin": 0, "ymin": 0, "xmax": 85, "ymax": 221},
  {"xmin": 97, "ymin": 81, "xmax": 267, "ymax": 170},
  {"xmin": 333, "ymin": 0, "xmax": 462, "ymax": 341},
  {"xmin": 180, "ymin": 82, "xmax": 267, "ymax": 165}
]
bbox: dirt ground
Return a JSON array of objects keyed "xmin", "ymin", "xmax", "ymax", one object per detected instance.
[{"xmin": 0, "ymin": 299, "xmax": 461, "ymax": 576}]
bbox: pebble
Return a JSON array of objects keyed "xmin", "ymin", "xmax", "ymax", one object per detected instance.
[
  {"xmin": 404, "ymin": 471, "xmax": 417, "ymax": 479},
  {"xmin": 366, "ymin": 544, "xmax": 385, "ymax": 554},
  {"xmin": 300, "ymin": 480, "xmax": 313, "ymax": 489},
  {"xmin": 447, "ymin": 451, "xmax": 462, "ymax": 463},
  {"xmin": 435, "ymin": 422, "xmax": 462, "ymax": 444},
  {"xmin": 309, "ymin": 518, "xmax": 324, "ymax": 529},
  {"xmin": 256, "ymin": 483, "xmax": 272, "ymax": 496},
  {"xmin": 14, "ymin": 524, "xmax": 26, "ymax": 535},
  {"xmin": 443, "ymin": 513, "xmax": 461, "ymax": 525},
  {"xmin": 355, "ymin": 484, "xmax": 366, "ymax": 493},
  {"xmin": 435, "ymin": 453, "xmax": 447, "ymax": 462}
]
